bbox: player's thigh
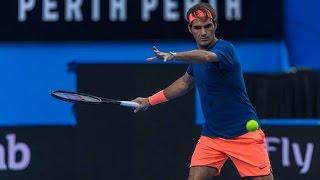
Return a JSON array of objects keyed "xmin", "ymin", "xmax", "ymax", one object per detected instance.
[
  {"xmin": 228, "ymin": 129, "xmax": 272, "ymax": 178},
  {"xmin": 190, "ymin": 136, "xmax": 228, "ymax": 176},
  {"xmin": 188, "ymin": 166, "xmax": 218, "ymax": 180}
]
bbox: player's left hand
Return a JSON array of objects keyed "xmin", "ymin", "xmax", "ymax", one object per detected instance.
[{"xmin": 147, "ymin": 46, "xmax": 175, "ymax": 62}]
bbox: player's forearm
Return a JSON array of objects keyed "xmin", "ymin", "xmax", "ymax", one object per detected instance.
[
  {"xmin": 148, "ymin": 73, "xmax": 193, "ymax": 106},
  {"xmin": 174, "ymin": 50, "xmax": 218, "ymax": 63},
  {"xmin": 163, "ymin": 76, "xmax": 193, "ymax": 100}
]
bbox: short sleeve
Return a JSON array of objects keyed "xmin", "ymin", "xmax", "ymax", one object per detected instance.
[
  {"xmin": 212, "ymin": 43, "xmax": 234, "ymax": 70},
  {"xmin": 186, "ymin": 64, "xmax": 193, "ymax": 76}
]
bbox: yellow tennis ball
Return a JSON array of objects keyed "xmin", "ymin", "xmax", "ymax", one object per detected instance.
[{"xmin": 246, "ymin": 120, "xmax": 259, "ymax": 132}]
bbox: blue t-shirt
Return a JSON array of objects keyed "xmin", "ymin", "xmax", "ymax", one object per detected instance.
[{"xmin": 187, "ymin": 40, "xmax": 258, "ymax": 139}]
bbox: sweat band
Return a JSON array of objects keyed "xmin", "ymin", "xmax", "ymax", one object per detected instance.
[
  {"xmin": 188, "ymin": 9, "xmax": 213, "ymax": 24},
  {"xmin": 148, "ymin": 90, "xmax": 168, "ymax": 106}
]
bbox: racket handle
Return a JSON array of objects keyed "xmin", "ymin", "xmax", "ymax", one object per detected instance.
[{"xmin": 119, "ymin": 101, "xmax": 140, "ymax": 108}]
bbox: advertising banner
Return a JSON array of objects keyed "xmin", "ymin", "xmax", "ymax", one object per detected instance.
[{"xmin": 0, "ymin": 0, "xmax": 282, "ymax": 41}]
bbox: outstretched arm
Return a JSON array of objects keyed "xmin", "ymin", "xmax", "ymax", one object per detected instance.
[
  {"xmin": 147, "ymin": 46, "xmax": 218, "ymax": 63},
  {"xmin": 174, "ymin": 50, "xmax": 218, "ymax": 63},
  {"xmin": 132, "ymin": 72, "xmax": 194, "ymax": 113}
]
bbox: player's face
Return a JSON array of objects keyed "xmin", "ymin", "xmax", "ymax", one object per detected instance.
[{"xmin": 189, "ymin": 19, "xmax": 216, "ymax": 50}]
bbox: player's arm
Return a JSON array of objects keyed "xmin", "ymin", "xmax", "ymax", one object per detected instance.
[
  {"xmin": 163, "ymin": 72, "xmax": 194, "ymax": 100},
  {"xmin": 174, "ymin": 50, "xmax": 218, "ymax": 63},
  {"xmin": 132, "ymin": 72, "xmax": 194, "ymax": 113},
  {"xmin": 147, "ymin": 46, "xmax": 218, "ymax": 63}
]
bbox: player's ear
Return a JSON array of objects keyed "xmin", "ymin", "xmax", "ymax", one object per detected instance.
[
  {"xmin": 213, "ymin": 21, "xmax": 218, "ymax": 31},
  {"xmin": 188, "ymin": 24, "xmax": 193, "ymax": 34}
]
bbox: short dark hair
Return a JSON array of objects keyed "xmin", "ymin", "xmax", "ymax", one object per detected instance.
[{"xmin": 186, "ymin": 3, "xmax": 216, "ymax": 24}]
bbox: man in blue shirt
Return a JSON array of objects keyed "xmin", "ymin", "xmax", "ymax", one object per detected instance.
[{"xmin": 133, "ymin": 3, "xmax": 273, "ymax": 180}]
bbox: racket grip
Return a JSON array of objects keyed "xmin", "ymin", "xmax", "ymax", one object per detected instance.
[{"xmin": 119, "ymin": 101, "xmax": 140, "ymax": 108}]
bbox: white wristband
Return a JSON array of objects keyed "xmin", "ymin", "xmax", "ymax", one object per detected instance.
[{"xmin": 169, "ymin": 52, "xmax": 177, "ymax": 60}]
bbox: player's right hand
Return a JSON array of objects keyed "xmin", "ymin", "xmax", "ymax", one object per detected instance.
[
  {"xmin": 132, "ymin": 97, "xmax": 151, "ymax": 113},
  {"xmin": 147, "ymin": 46, "xmax": 175, "ymax": 62}
]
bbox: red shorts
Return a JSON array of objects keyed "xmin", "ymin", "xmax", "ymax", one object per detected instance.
[{"xmin": 190, "ymin": 129, "xmax": 271, "ymax": 177}]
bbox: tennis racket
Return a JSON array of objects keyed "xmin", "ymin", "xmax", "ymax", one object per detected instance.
[{"xmin": 51, "ymin": 90, "xmax": 139, "ymax": 108}]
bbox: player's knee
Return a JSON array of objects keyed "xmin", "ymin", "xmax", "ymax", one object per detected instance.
[
  {"xmin": 188, "ymin": 167, "xmax": 217, "ymax": 180},
  {"xmin": 188, "ymin": 174, "xmax": 212, "ymax": 180},
  {"xmin": 249, "ymin": 173, "xmax": 274, "ymax": 180},
  {"xmin": 188, "ymin": 173, "xmax": 214, "ymax": 180}
]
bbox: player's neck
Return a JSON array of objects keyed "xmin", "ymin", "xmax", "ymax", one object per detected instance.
[{"xmin": 198, "ymin": 37, "xmax": 218, "ymax": 50}]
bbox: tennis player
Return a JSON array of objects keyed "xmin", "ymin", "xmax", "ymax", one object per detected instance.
[{"xmin": 133, "ymin": 3, "xmax": 273, "ymax": 180}]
